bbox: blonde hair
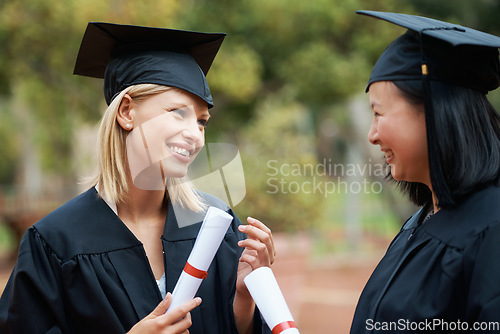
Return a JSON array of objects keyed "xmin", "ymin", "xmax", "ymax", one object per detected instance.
[{"xmin": 91, "ymin": 83, "xmax": 206, "ymax": 212}]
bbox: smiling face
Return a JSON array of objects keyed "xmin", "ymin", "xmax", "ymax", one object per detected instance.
[
  {"xmin": 367, "ymin": 81, "xmax": 430, "ymax": 187},
  {"xmin": 124, "ymin": 88, "xmax": 209, "ymax": 189}
]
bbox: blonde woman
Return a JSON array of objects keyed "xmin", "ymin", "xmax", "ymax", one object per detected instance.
[{"xmin": 0, "ymin": 22, "xmax": 275, "ymax": 334}]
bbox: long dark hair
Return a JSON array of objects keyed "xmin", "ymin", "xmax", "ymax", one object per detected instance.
[{"xmin": 390, "ymin": 80, "xmax": 500, "ymax": 208}]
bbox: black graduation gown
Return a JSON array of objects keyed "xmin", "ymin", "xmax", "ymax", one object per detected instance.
[
  {"xmin": 0, "ymin": 187, "xmax": 268, "ymax": 334},
  {"xmin": 351, "ymin": 182, "xmax": 500, "ymax": 333}
]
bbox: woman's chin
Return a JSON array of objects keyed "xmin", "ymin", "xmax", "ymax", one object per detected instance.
[
  {"xmin": 162, "ymin": 167, "xmax": 188, "ymax": 179},
  {"xmin": 390, "ymin": 170, "xmax": 403, "ymax": 182}
]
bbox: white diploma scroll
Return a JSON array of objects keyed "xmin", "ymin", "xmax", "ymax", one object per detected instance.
[
  {"xmin": 244, "ymin": 267, "xmax": 300, "ymax": 334},
  {"xmin": 166, "ymin": 206, "xmax": 233, "ymax": 312}
]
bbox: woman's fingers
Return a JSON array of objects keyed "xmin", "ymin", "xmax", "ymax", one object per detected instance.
[
  {"xmin": 162, "ymin": 297, "xmax": 202, "ymax": 324},
  {"xmin": 248, "ymin": 217, "xmax": 276, "ymax": 257},
  {"xmin": 238, "ymin": 239, "xmax": 272, "ymax": 266},
  {"xmin": 239, "ymin": 248, "xmax": 266, "ymax": 270},
  {"xmin": 238, "ymin": 217, "xmax": 276, "ymax": 265},
  {"xmin": 150, "ymin": 292, "xmax": 173, "ymax": 317},
  {"xmin": 127, "ymin": 295, "xmax": 201, "ymax": 333},
  {"xmin": 247, "ymin": 217, "xmax": 272, "ymax": 235},
  {"xmin": 154, "ymin": 297, "xmax": 201, "ymax": 333},
  {"xmin": 160, "ymin": 312, "xmax": 192, "ymax": 333}
]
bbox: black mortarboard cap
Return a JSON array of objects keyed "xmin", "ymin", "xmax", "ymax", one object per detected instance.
[
  {"xmin": 357, "ymin": 10, "xmax": 500, "ymax": 208},
  {"xmin": 357, "ymin": 10, "xmax": 500, "ymax": 93},
  {"xmin": 73, "ymin": 22, "xmax": 226, "ymax": 107}
]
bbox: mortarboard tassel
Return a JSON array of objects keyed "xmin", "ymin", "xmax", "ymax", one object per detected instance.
[{"xmin": 419, "ymin": 32, "xmax": 455, "ymax": 208}]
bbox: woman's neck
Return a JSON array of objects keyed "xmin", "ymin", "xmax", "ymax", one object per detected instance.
[
  {"xmin": 117, "ymin": 182, "xmax": 168, "ymax": 225},
  {"xmin": 117, "ymin": 183, "xmax": 167, "ymax": 280}
]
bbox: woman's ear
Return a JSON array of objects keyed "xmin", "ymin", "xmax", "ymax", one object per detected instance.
[{"xmin": 116, "ymin": 94, "xmax": 134, "ymax": 131}]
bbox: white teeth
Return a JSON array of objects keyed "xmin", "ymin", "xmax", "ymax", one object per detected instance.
[{"xmin": 168, "ymin": 145, "xmax": 190, "ymax": 157}]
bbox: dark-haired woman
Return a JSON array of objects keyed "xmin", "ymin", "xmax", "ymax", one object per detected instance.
[{"xmin": 351, "ymin": 11, "xmax": 500, "ymax": 333}]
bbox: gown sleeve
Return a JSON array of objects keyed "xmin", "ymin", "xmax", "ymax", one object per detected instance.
[
  {"xmin": 0, "ymin": 227, "xmax": 68, "ymax": 333},
  {"xmin": 466, "ymin": 221, "xmax": 500, "ymax": 328}
]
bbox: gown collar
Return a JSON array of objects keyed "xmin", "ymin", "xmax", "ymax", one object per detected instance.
[
  {"xmin": 95, "ymin": 185, "xmax": 205, "ymax": 241},
  {"xmin": 420, "ymin": 183, "xmax": 500, "ymax": 249}
]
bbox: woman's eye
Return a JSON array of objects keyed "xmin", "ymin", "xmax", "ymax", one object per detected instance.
[
  {"xmin": 198, "ymin": 119, "xmax": 209, "ymax": 127},
  {"xmin": 170, "ymin": 108, "xmax": 186, "ymax": 117}
]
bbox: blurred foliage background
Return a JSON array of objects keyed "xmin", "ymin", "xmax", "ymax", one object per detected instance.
[{"xmin": 0, "ymin": 0, "xmax": 499, "ymax": 257}]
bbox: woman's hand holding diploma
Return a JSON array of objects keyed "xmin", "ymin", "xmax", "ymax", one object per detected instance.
[
  {"xmin": 237, "ymin": 217, "xmax": 276, "ymax": 294},
  {"xmin": 128, "ymin": 292, "xmax": 201, "ymax": 334},
  {"xmin": 234, "ymin": 217, "xmax": 277, "ymax": 334}
]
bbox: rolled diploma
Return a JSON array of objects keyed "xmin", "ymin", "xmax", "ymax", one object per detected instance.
[
  {"xmin": 166, "ymin": 206, "xmax": 233, "ymax": 312},
  {"xmin": 244, "ymin": 267, "xmax": 300, "ymax": 334}
]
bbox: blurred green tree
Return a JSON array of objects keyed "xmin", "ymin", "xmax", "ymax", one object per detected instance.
[
  {"xmin": 3, "ymin": 0, "xmax": 495, "ymax": 233},
  {"xmin": 180, "ymin": 0, "xmax": 414, "ymax": 230},
  {"xmin": 0, "ymin": 0, "xmax": 185, "ymax": 184}
]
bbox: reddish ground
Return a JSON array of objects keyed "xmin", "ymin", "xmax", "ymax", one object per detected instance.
[
  {"xmin": 270, "ymin": 233, "xmax": 385, "ymax": 334},
  {"xmin": 0, "ymin": 233, "xmax": 387, "ymax": 334}
]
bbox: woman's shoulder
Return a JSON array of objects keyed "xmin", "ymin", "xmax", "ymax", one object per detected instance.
[
  {"xmin": 30, "ymin": 188, "xmax": 140, "ymax": 261},
  {"xmin": 421, "ymin": 182, "xmax": 500, "ymax": 249},
  {"xmin": 34, "ymin": 188, "xmax": 107, "ymax": 231},
  {"xmin": 455, "ymin": 181, "xmax": 500, "ymax": 226}
]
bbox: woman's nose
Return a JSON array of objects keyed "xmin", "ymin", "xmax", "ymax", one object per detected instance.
[
  {"xmin": 368, "ymin": 120, "xmax": 379, "ymax": 145},
  {"xmin": 182, "ymin": 119, "xmax": 203, "ymax": 143}
]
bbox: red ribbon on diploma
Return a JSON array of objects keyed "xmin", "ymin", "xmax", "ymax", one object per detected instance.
[
  {"xmin": 183, "ymin": 262, "xmax": 208, "ymax": 279},
  {"xmin": 272, "ymin": 321, "xmax": 297, "ymax": 334}
]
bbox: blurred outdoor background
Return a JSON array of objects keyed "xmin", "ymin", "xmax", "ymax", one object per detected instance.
[{"xmin": 0, "ymin": 0, "xmax": 499, "ymax": 332}]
